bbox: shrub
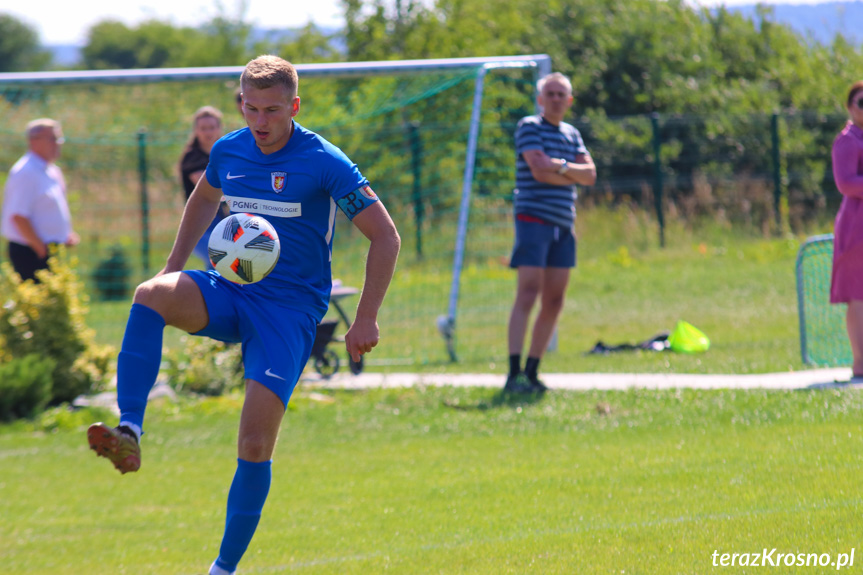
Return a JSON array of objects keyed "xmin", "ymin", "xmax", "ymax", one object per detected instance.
[
  {"xmin": 0, "ymin": 354, "xmax": 55, "ymax": 421},
  {"xmin": 92, "ymin": 245, "xmax": 132, "ymax": 301},
  {"xmin": 37, "ymin": 404, "xmax": 115, "ymax": 433},
  {"xmin": 0, "ymin": 248, "xmax": 114, "ymax": 405},
  {"xmin": 163, "ymin": 335, "xmax": 244, "ymax": 396}
]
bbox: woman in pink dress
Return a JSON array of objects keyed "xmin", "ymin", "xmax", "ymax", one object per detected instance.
[{"xmin": 831, "ymin": 80, "xmax": 863, "ymax": 380}]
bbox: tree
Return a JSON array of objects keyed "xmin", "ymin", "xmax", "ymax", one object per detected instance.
[
  {"xmin": 344, "ymin": 0, "xmax": 446, "ymax": 61},
  {"xmin": 337, "ymin": 0, "xmax": 862, "ymax": 216},
  {"xmin": 81, "ymin": 2, "xmax": 261, "ymax": 69},
  {"xmin": 277, "ymin": 24, "xmax": 343, "ymax": 64},
  {"xmin": 187, "ymin": 3, "xmax": 254, "ymax": 67},
  {"xmin": 0, "ymin": 13, "xmax": 51, "ymax": 72},
  {"xmin": 82, "ymin": 19, "xmax": 194, "ymax": 69}
]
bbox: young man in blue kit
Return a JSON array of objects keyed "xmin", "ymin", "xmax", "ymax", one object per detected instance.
[{"xmin": 86, "ymin": 55, "xmax": 401, "ymax": 575}]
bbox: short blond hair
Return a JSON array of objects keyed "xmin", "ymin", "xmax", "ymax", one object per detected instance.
[
  {"xmin": 537, "ymin": 72, "xmax": 572, "ymax": 95},
  {"xmin": 240, "ymin": 55, "xmax": 298, "ymax": 96},
  {"xmin": 26, "ymin": 118, "xmax": 61, "ymax": 140}
]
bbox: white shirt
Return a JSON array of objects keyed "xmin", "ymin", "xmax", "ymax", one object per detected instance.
[{"xmin": 1, "ymin": 151, "xmax": 71, "ymax": 245}]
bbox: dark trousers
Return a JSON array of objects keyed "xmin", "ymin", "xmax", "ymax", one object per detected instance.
[{"xmin": 8, "ymin": 241, "xmax": 50, "ymax": 282}]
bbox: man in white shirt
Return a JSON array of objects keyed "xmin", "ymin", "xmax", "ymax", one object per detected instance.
[{"xmin": 1, "ymin": 118, "xmax": 79, "ymax": 281}]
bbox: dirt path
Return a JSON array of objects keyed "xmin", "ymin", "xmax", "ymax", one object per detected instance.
[{"xmin": 302, "ymin": 367, "xmax": 859, "ymax": 391}]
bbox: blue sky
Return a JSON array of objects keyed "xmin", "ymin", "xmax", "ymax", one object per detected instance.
[{"xmin": 2, "ymin": 0, "xmax": 853, "ymax": 45}]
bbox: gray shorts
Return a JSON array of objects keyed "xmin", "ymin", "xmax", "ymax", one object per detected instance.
[{"xmin": 509, "ymin": 218, "xmax": 576, "ymax": 268}]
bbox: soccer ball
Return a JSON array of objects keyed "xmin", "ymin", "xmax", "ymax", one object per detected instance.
[{"xmin": 208, "ymin": 213, "xmax": 280, "ymax": 284}]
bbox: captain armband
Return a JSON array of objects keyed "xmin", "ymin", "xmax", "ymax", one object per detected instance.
[{"xmin": 337, "ymin": 185, "xmax": 379, "ymax": 220}]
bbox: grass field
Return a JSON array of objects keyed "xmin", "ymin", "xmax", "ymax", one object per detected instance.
[
  {"xmin": 2, "ymin": 385, "xmax": 862, "ymax": 574},
  {"xmin": 2, "ymin": 208, "xmax": 851, "ymax": 573},
  {"xmin": 0, "ymin": 66, "xmax": 854, "ymax": 573}
]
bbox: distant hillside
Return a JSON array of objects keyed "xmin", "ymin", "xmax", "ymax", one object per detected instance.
[
  {"xmin": 726, "ymin": 1, "xmax": 863, "ymax": 45},
  {"xmin": 46, "ymin": 3, "xmax": 861, "ymax": 68}
]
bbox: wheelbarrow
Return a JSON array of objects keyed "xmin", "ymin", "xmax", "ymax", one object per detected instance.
[{"xmin": 310, "ymin": 282, "xmax": 364, "ymax": 378}]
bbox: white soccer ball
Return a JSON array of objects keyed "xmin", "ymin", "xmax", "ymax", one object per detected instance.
[{"xmin": 208, "ymin": 213, "xmax": 280, "ymax": 284}]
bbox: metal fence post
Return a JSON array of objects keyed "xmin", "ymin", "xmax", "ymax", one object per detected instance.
[
  {"xmin": 771, "ymin": 112, "xmax": 783, "ymax": 232},
  {"xmin": 137, "ymin": 130, "xmax": 150, "ymax": 276},
  {"xmin": 651, "ymin": 113, "xmax": 665, "ymax": 247},
  {"xmin": 408, "ymin": 121, "xmax": 424, "ymax": 258}
]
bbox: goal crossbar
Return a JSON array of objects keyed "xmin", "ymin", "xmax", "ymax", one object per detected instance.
[{"xmin": 0, "ymin": 55, "xmax": 551, "ymax": 86}]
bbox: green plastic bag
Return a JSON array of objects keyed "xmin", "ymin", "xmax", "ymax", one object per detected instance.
[{"xmin": 668, "ymin": 320, "xmax": 710, "ymax": 353}]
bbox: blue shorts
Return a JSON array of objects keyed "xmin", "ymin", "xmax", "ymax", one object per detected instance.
[
  {"xmin": 185, "ymin": 270, "xmax": 317, "ymax": 407},
  {"xmin": 509, "ymin": 218, "xmax": 577, "ymax": 268}
]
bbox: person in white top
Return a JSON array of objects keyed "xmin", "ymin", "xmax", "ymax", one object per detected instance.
[{"xmin": 1, "ymin": 118, "xmax": 79, "ymax": 281}]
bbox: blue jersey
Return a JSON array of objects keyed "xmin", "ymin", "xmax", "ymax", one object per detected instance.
[{"xmin": 205, "ymin": 122, "xmax": 376, "ymax": 321}]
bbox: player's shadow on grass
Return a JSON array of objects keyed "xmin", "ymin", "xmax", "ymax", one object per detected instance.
[{"xmin": 442, "ymin": 389, "xmax": 546, "ymax": 411}]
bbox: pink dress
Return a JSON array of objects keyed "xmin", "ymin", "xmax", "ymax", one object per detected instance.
[{"xmin": 831, "ymin": 122, "xmax": 863, "ymax": 303}]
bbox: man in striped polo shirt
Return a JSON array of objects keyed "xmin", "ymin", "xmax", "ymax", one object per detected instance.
[{"xmin": 505, "ymin": 72, "xmax": 596, "ymax": 393}]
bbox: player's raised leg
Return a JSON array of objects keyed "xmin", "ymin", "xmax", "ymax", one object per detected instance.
[{"xmin": 88, "ymin": 272, "xmax": 209, "ymax": 473}]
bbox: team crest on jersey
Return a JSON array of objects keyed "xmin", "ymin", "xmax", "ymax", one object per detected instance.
[
  {"xmin": 359, "ymin": 185, "xmax": 377, "ymax": 200},
  {"xmin": 271, "ymin": 172, "xmax": 287, "ymax": 193}
]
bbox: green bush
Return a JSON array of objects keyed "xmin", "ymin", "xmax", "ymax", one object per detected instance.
[
  {"xmin": 163, "ymin": 335, "xmax": 244, "ymax": 396},
  {"xmin": 36, "ymin": 404, "xmax": 115, "ymax": 433},
  {"xmin": 0, "ymin": 354, "xmax": 55, "ymax": 421},
  {"xmin": 0, "ymin": 248, "xmax": 114, "ymax": 405},
  {"xmin": 92, "ymin": 245, "xmax": 132, "ymax": 301}
]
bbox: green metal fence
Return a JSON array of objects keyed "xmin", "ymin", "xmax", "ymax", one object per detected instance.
[{"xmin": 796, "ymin": 234, "xmax": 852, "ymax": 367}]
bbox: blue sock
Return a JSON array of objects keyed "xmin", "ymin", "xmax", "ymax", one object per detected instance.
[
  {"xmin": 116, "ymin": 303, "xmax": 166, "ymax": 432},
  {"xmin": 215, "ymin": 459, "xmax": 273, "ymax": 573}
]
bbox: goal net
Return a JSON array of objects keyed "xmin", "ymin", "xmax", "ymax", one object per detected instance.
[
  {"xmin": 0, "ymin": 55, "xmax": 551, "ymax": 368},
  {"xmin": 796, "ymin": 234, "xmax": 852, "ymax": 367}
]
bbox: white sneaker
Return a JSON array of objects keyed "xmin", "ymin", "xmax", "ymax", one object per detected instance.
[{"xmin": 209, "ymin": 561, "xmax": 235, "ymax": 575}]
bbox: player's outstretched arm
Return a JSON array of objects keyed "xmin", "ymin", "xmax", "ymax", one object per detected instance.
[
  {"xmin": 162, "ymin": 177, "xmax": 223, "ymax": 275},
  {"xmin": 344, "ymin": 201, "xmax": 401, "ymax": 362}
]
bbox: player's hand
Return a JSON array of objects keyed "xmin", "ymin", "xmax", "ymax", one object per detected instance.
[{"xmin": 344, "ymin": 315, "xmax": 380, "ymax": 363}]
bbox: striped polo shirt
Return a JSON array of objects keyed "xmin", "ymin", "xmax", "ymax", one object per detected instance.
[{"xmin": 514, "ymin": 115, "xmax": 589, "ymax": 228}]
